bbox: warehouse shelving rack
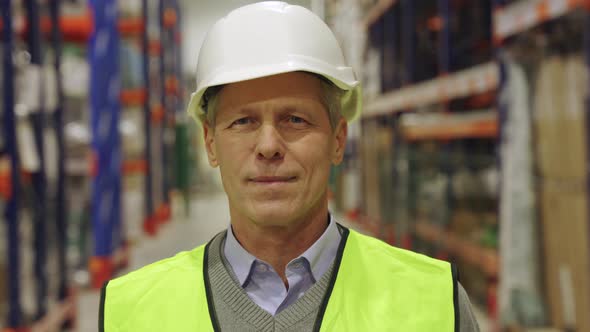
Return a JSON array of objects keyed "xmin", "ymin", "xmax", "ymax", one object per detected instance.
[
  {"xmin": 351, "ymin": 0, "xmax": 590, "ymax": 328},
  {"xmin": 1, "ymin": 0, "xmax": 183, "ymax": 328},
  {"xmin": 362, "ymin": 0, "xmax": 588, "ymax": 120},
  {"xmin": 1, "ymin": 1, "xmax": 76, "ymax": 330},
  {"xmin": 1, "ymin": 2, "xmax": 23, "ymax": 329},
  {"xmin": 87, "ymin": 0, "xmax": 126, "ymax": 291},
  {"xmin": 89, "ymin": 0, "xmax": 183, "ymax": 287},
  {"xmin": 157, "ymin": 0, "xmax": 186, "ymax": 226}
]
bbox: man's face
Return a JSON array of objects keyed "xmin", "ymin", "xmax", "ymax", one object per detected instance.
[{"xmin": 203, "ymin": 72, "xmax": 347, "ymax": 228}]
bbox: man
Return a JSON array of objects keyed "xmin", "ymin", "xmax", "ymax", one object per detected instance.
[{"xmin": 100, "ymin": 2, "xmax": 480, "ymax": 331}]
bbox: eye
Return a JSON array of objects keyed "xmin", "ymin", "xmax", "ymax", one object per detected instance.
[
  {"xmin": 231, "ymin": 117, "xmax": 253, "ymax": 126},
  {"xmin": 288, "ymin": 115, "xmax": 306, "ymax": 124}
]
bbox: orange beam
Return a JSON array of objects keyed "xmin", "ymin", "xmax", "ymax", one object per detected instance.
[
  {"xmin": 1, "ymin": 14, "xmax": 144, "ymax": 42},
  {"xmin": 165, "ymin": 76, "xmax": 179, "ymax": 96},
  {"xmin": 122, "ymin": 159, "xmax": 147, "ymax": 175},
  {"xmin": 148, "ymin": 40, "xmax": 161, "ymax": 56},
  {"xmin": 427, "ymin": 15, "xmax": 443, "ymax": 31},
  {"xmin": 120, "ymin": 88, "xmax": 147, "ymax": 107},
  {"xmin": 89, "ymin": 244, "xmax": 129, "ymax": 289},
  {"xmin": 151, "ymin": 104, "xmax": 165, "ymax": 123},
  {"xmin": 38, "ymin": 12, "xmax": 93, "ymax": 42},
  {"xmin": 403, "ymin": 118, "xmax": 498, "ymax": 141},
  {"xmin": 0, "ymin": 169, "xmax": 10, "ymax": 200},
  {"xmin": 118, "ymin": 17, "xmax": 145, "ymax": 37},
  {"xmin": 415, "ymin": 221, "xmax": 499, "ymax": 277},
  {"xmin": 163, "ymin": 8, "xmax": 177, "ymax": 28}
]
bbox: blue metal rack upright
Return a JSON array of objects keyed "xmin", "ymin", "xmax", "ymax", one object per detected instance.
[
  {"xmin": 168, "ymin": 0, "xmax": 190, "ymax": 216},
  {"xmin": 156, "ymin": 0, "xmax": 182, "ymax": 226},
  {"xmin": 158, "ymin": 0, "xmax": 169, "ymax": 228},
  {"xmin": 88, "ymin": 0, "xmax": 123, "ymax": 289},
  {"xmin": 49, "ymin": 0, "xmax": 69, "ymax": 305},
  {"xmin": 1, "ymin": 1, "xmax": 25, "ymax": 329},
  {"xmin": 141, "ymin": 0, "xmax": 155, "ymax": 237},
  {"xmin": 24, "ymin": 0, "xmax": 49, "ymax": 320},
  {"xmin": 437, "ymin": 0, "xmax": 454, "ymax": 264}
]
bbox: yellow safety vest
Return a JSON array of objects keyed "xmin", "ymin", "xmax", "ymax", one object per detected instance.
[{"xmin": 101, "ymin": 228, "xmax": 458, "ymax": 331}]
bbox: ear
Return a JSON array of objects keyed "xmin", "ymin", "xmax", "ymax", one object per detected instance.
[
  {"xmin": 203, "ymin": 122, "xmax": 219, "ymax": 167},
  {"xmin": 331, "ymin": 118, "xmax": 347, "ymax": 165}
]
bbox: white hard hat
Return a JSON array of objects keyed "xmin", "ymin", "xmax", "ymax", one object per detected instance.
[{"xmin": 186, "ymin": 1, "xmax": 362, "ymax": 123}]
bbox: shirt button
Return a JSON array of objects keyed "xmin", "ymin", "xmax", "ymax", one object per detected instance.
[
  {"xmin": 291, "ymin": 262, "xmax": 303, "ymax": 269},
  {"xmin": 256, "ymin": 264, "xmax": 268, "ymax": 272}
]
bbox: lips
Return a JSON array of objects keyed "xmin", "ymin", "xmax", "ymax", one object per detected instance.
[{"xmin": 249, "ymin": 176, "xmax": 297, "ymax": 183}]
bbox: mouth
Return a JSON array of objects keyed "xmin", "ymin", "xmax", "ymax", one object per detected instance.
[{"xmin": 248, "ymin": 176, "xmax": 297, "ymax": 184}]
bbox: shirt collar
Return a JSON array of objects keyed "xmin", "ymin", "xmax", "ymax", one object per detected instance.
[
  {"xmin": 223, "ymin": 214, "xmax": 341, "ymax": 286},
  {"xmin": 298, "ymin": 214, "xmax": 341, "ymax": 282},
  {"xmin": 224, "ymin": 225, "xmax": 257, "ymax": 287}
]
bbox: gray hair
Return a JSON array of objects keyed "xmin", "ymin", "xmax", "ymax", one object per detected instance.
[{"xmin": 200, "ymin": 75, "xmax": 344, "ymax": 129}]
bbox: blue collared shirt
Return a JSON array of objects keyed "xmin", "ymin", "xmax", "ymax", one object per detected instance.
[{"xmin": 223, "ymin": 215, "xmax": 341, "ymax": 316}]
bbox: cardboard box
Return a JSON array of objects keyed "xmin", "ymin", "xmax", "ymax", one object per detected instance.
[
  {"xmin": 360, "ymin": 120, "xmax": 382, "ymax": 220},
  {"xmin": 534, "ymin": 56, "xmax": 589, "ymax": 179},
  {"xmin": 534, "ymin": 57, "xmax": 565, "ymax": 178},
  {"xmin": 540, "ymin": 184, "xmax": 590, "ymax": 331}
]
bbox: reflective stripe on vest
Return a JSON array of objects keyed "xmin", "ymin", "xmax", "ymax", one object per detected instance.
[{"xmin": 101, "ymin": 227, "xmax": 458, "ymax": 331}]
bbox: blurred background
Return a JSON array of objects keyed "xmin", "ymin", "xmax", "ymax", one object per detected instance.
[{"xmin": 1, "ymin": 0, "xmax": 589, "ymax": 331}]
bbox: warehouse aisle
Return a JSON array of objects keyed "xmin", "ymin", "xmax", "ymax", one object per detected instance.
[{"xmin": 77, "ymin": 193, "xmax": 230, "ymax": 331}]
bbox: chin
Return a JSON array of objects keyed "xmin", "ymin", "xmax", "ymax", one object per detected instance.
[{"xmin": 246, "ymin": 200, "xmax": 299, "ymax": 227}]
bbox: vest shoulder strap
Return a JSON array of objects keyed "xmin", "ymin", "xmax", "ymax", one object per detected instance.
[
  {"xmin": 100, "ymin": 244, "xmax": 215, "ymax": 332},
  {"xmin": 319, "ymin": 228, "xmax": 457, "ymax": 332}
]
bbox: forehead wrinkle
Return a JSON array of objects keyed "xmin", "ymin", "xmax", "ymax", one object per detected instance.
[{"xmin": 221, "ymin": 96, "xmax": 323, "ymax": 116}]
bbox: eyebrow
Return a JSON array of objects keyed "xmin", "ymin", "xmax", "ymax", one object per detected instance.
[{"xmin": 222, "ymin": 98, "xmax": 320, "ymax": 117}]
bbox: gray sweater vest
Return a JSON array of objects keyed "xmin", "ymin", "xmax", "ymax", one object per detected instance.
[{"xmin": 206, "ymin": 231, "xmax": 334, "ymax": 332}]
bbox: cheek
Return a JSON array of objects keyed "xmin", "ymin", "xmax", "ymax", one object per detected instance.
[
  {"xmin": 215, "ymin": 135, "xmax": 250, "ymax": 165},
  {"xmin": 295, "ymin": 135, "xmax": 334, "ymax": 176}
]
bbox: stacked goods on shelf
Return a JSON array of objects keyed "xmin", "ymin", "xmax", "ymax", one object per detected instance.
[
  {"xmin": 377, "ymin": 120, "xmax": 396, "ymax": 226},
  {"xmin": 358, "ymin": 118, "xmax": 396, "ymax": 234},
  {"xmin": 531, "ymin": 25, "xmax": 590, "ymax": 330},
  {"xmin": 1, "ymin": 1, "xmax": 77, "ymax": 329},
  {"xmin": 0, "ymin": 0, "xmax": 184, "ymax": 299},
  {"xmin": 160, "ymin": 0, "xmax": 190, "ymax": 218},
  {"xmin": 497, "ymin": 58, "xmax": 545, "ymax": 327},
  {"xmin": 62, "ymin": 44, "xmax": 92, "ymax": 278},
  {"xmin": 359, "ymin": 119, "xmax": 381, "ymax": 221},
  {"xmin": 146, "ymin": 2, "xmax": 165, "ymax": 228},
  {"xmin": 500, "ymin": 4, "xmax": 590, "ymax": 330},
  {"xmin": 332, "ymin": 0, "xmax": 590, "ymax": 329},
  {"xmin": 366, "ymin": 0, "xmax": 493, "ymax": 84},
  {"xmin": 120, "ymin": 15, "xmax": 147, "ymax": 243},
  {"xmin": 357, "ymin": 0, "xmax": 499, "ymax": 311},
  {"xmin": 494, "ymin": 2, "xmax": 590, "ymax": 330},
  {"xmin": 325, "ymin": 0, "xmax": 364, "ymax": 219},
  {"xmin": 412, "ymin": 1, "xmax": 439, "ymax": 82},
  {"xmin": 448, "ymin": 0, "xmax": 492, "ymax": 72},
  {"xmin": 370, "ymin": 6, "xmax": 402, "ymax": 91}
]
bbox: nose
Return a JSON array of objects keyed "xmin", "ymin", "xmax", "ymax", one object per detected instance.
[{"xmin": 255, "ymin": 124, "xmax": 285, "ymax": 161}]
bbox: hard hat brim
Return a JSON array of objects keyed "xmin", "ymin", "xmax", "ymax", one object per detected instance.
[{"xmin": 187, "ymin": 57, "xmax": 362, "ymax": 124}]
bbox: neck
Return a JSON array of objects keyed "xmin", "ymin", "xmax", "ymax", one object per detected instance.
[{"xmin": 229, "ymin": 196, "xmax": 330, "ymax": 285}]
